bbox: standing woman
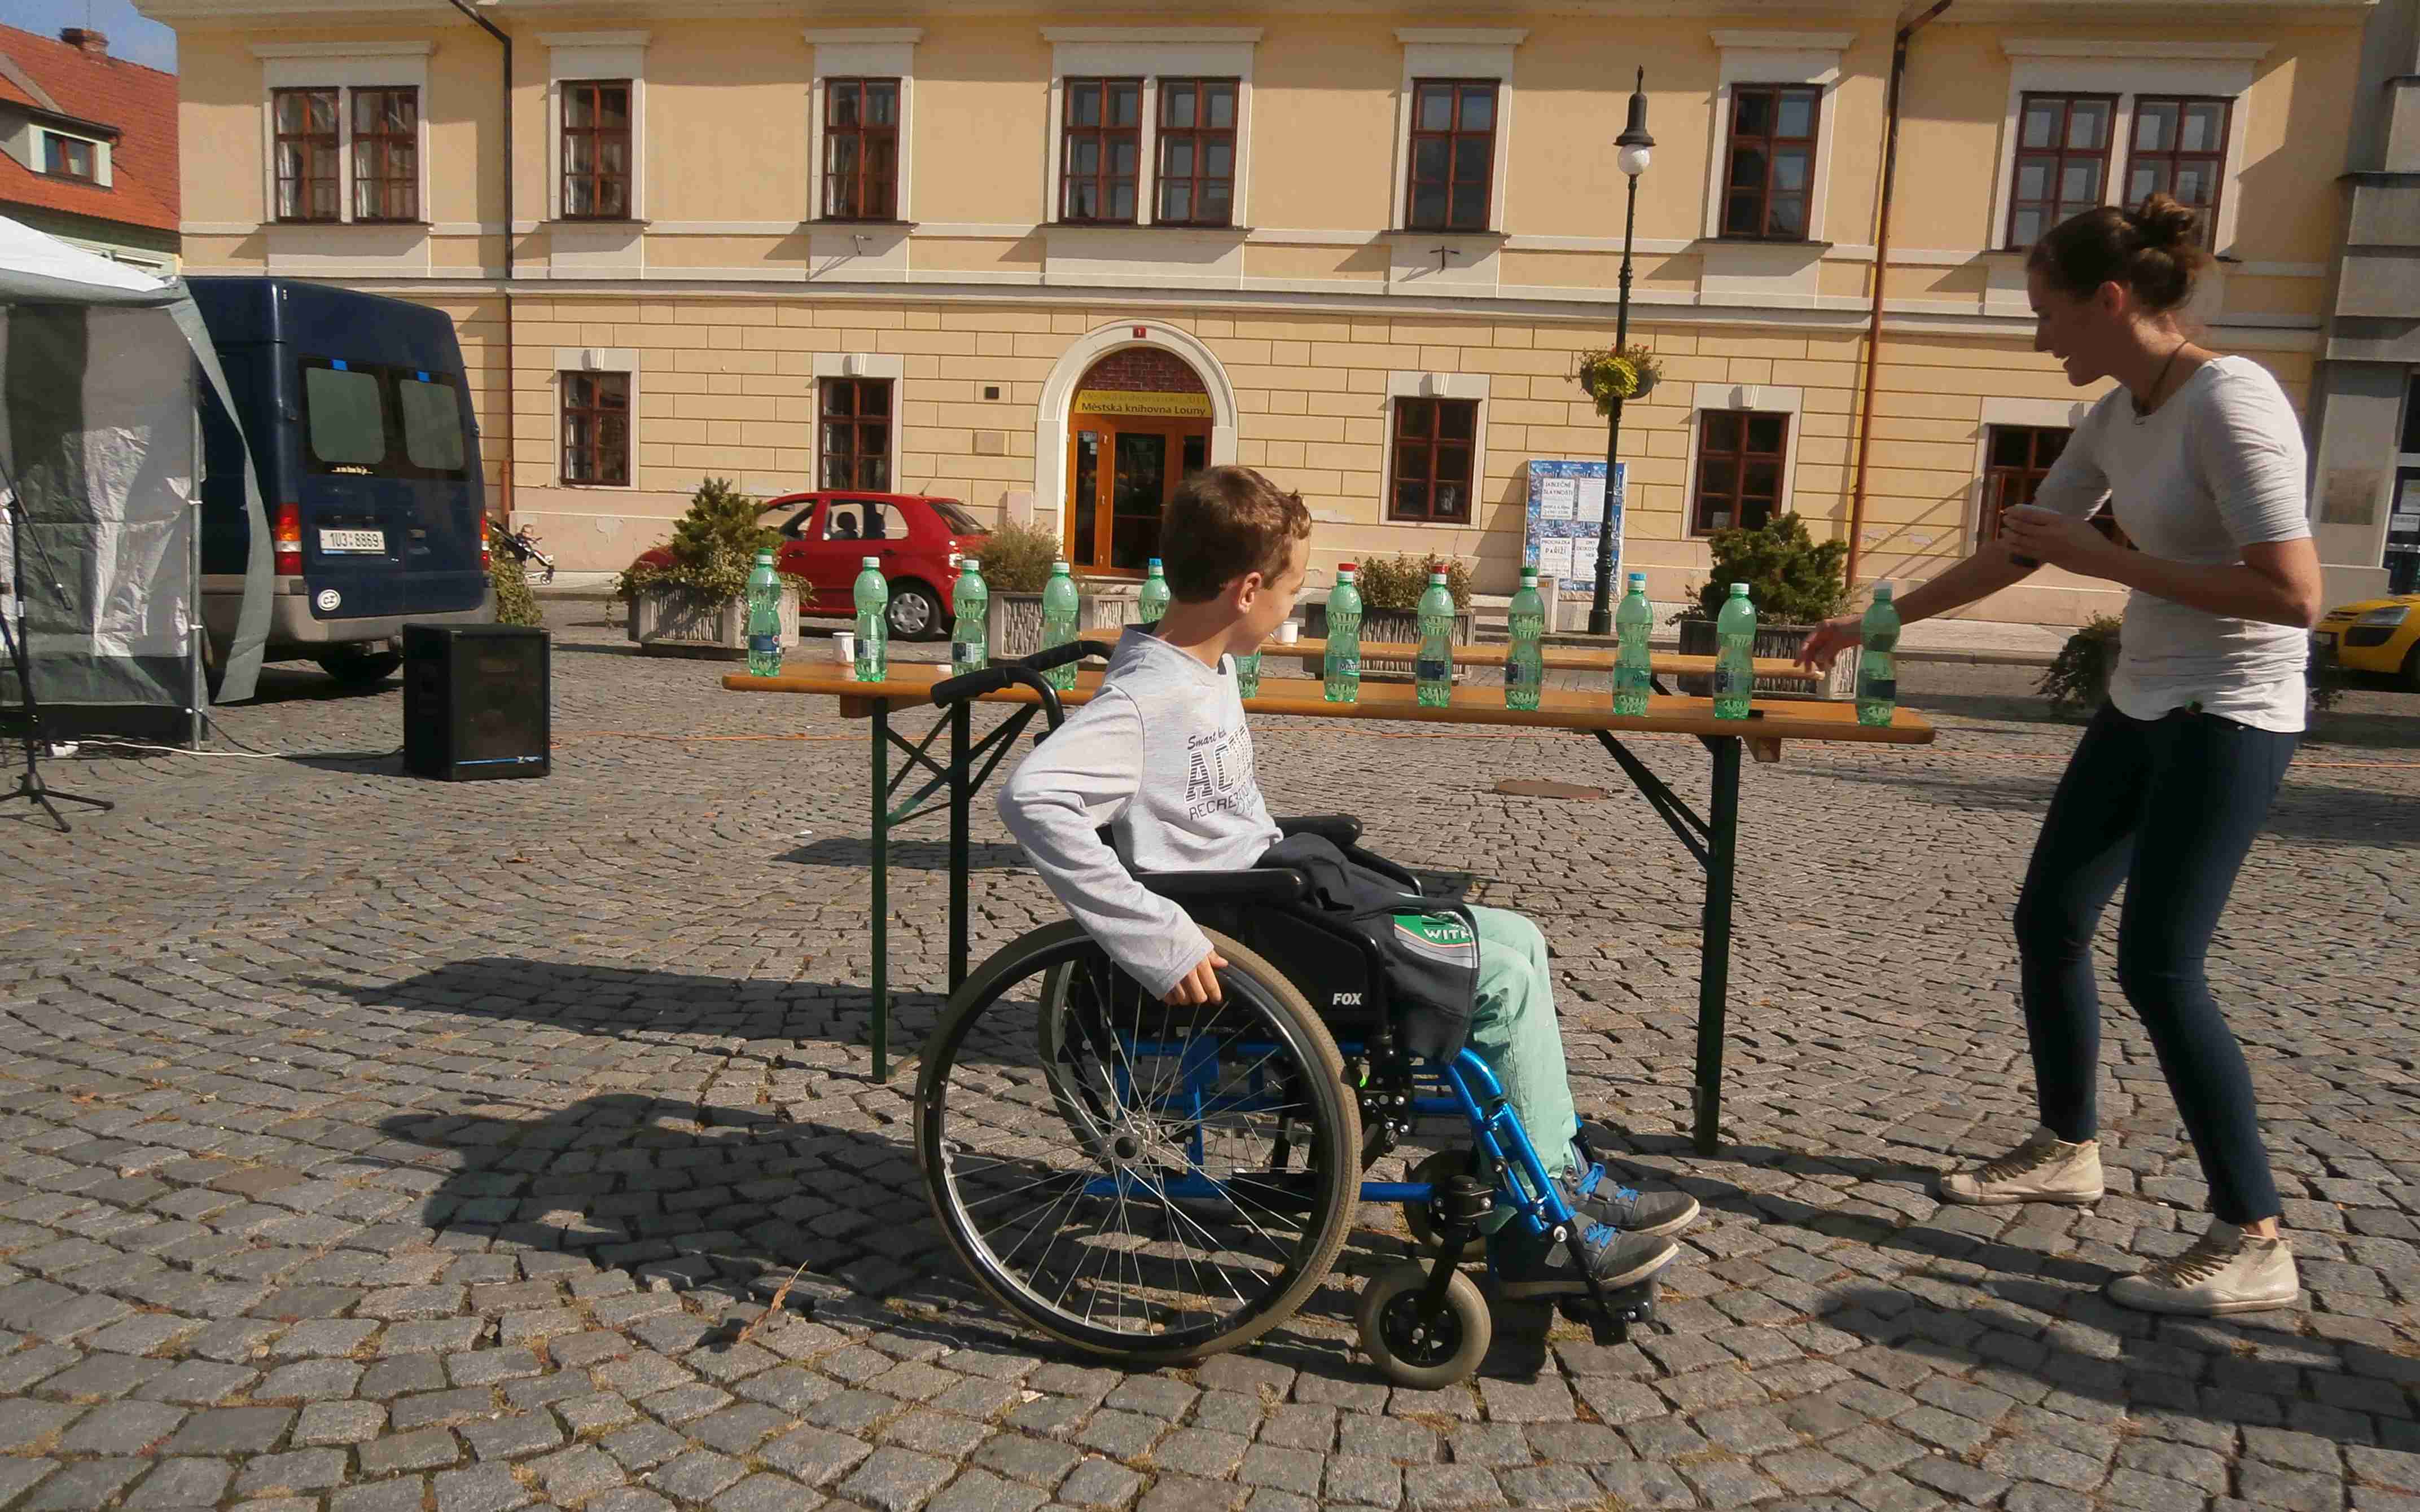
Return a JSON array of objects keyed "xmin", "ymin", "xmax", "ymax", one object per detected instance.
[{"xmin": 1800, "ymin": 194, "xmax": 2325, "ymax": 1316}]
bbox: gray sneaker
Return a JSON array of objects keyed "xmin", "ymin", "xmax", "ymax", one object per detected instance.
[
  {"xmin": 1563, "ymin": 1160, "xmax": 1700, "ymax": 1237},
  {"xmin": 2107, "ymin": 1223, "xmax": 2299, "ymax": 1316},
  {"xmin": 1936, "ymin": 1124, "xmax": 2104, "ymax": 1206}
]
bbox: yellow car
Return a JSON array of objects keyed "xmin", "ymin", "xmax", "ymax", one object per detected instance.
[{"xmin": 2314, "ymin": 592, "xmax": 2420, "ymax": 689}]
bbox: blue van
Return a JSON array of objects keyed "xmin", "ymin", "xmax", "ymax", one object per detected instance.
[{"xmin": 191, "ymin": 278, "xmax": 493, "ymax": 687}]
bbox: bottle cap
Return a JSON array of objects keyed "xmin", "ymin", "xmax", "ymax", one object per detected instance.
[
  {"xmin": 1428, "ymin": 570, "xmax": 1447, "ymax": 584},
  {"xmin": 1520, "ymin": 566, "xmax": 1537, "ymax": 581},
  {"xmin": 1338, "ymin": 564, "xmax": 1356, "ymax": 578},
  {"xmin": 863, "ymin": 556, "xmax": 880, "ymax": 569},
  {"xmin": 1051, "ymin": 560, "xmax": 1069, "ymax": 573},
  {"xmin": 1147, "ymin": 557, "xmax": 1163, "ymax": 570},
  {"xmin": 1628, "ymin": 572, "xmax": 1646, "ymax": 588},
  {"xmin": 755, "ymin": 549, "xmax": 773, "ymax": 562},
  {"xmin": 1730, "ymin": 582, "xmax": 1750, "ymax": 595},
  {"xmin": 963, "ymin": 559, "xmax": 980, "ymax": 571},
  {"xmin": 1871, "ymin": 579, "xmax": 1893, "ymax": 599}
]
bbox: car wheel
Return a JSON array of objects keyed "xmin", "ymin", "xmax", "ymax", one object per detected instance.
[
  {"xmin": 313, "ymin": 645, "xmax": 404, "ymax": 685},
  {"xmin": 887, "ymin": 582, "xmax": 944, "ymax": 640}
]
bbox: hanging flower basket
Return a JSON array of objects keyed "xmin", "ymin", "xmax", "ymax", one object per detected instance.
[{"xmin": 1573, "ymin": 344, "xmax": 1663, "ymax": 414}]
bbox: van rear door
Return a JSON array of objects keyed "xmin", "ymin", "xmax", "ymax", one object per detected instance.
[{"xmin": 296, "ymin": 357, "xmax": 485, "ymax": 624}]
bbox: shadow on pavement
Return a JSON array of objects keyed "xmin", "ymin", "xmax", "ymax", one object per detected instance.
[
  {"xmin": 783, "ymin": 835, "xmax": 1030, "ymax": 873},
  {"xmin": 1808, "ymin": 761, "xmax": 2420, "ymax": 848}
]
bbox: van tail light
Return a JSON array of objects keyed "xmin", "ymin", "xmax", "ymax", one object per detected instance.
[
  {"xmin": 480, "ymin": 518, "xmax": 493, "ymax": 572},
  {"xmin": 273, "ymin": 502, "xmax": 303, "ymax": 575}
]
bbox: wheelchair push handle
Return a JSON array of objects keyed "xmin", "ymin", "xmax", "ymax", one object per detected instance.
[{"xmin": 928, "ymin": 637, "xmax": 1115, "ymax": 729}]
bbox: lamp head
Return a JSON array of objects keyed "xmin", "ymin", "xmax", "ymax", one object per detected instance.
[{"xmin": 1616, "ymin": 66, "xmax": 1654, "ymax": 176}]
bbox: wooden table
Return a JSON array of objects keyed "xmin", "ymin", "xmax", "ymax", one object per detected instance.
[
  {"xmin": 727, "ymin": 652, "xmax": 1931, "ymax": 1154},
  {"xmin": 1282, "ymin": 638, "xmax": 1821, "ymax": 684}
]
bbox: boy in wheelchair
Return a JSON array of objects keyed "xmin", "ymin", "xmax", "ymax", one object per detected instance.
[{"xmin": 998, "ymin": 464, "xmax": 1698, "ymax": 1300}]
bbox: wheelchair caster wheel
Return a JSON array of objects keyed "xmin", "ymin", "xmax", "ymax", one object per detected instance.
[
  {"xmin": 1358, "ymin": 1260, "xmax": 1490, "ymax": 1389},
  {"xmin": 1401, "ymin": 1149, "xmax": 1479, "ymax": 1256}
]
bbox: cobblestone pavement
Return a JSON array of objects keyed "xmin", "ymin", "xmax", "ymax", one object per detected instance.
[{"xmin": 2, "ymin": 607, "xmax": 2417, "ymax": 1512}]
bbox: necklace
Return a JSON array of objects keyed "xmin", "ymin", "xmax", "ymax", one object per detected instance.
[{"xmin": 2131, "ymin": 340, "xmax": 2190, "ymax": 424}]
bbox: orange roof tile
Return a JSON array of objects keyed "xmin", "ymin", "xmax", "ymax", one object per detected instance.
[{"xmin": 0, "ymin": 25, "xmax": 178, "ymax": 237}]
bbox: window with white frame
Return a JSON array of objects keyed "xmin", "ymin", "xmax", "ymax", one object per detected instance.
[
  {"xmin": 804, "ymin": 29, "xmax": 920, "ymax": 224},
  {"xmin": 1043, "ymin": 29, "xmax": 1259, "ymax": 231},
  {"xmin": 1703, "ymin": 33, "xmax": 1851, "ymax": 244},
  {"xmin": 1393, "ymin": 30, "xmax": 1522, "ymax": 236},
  {"xmin": 543, "ymin": 33, "xmax": 649, "ymax": 223},
  {"xmin": 38, "ymin": 127, "xmax": 108, "ymax": 185},
  {"xmin": 251, "ymin": 43, "xmax": 432, "ymax": 228},
  {"xmin": 1993, "ymin": 40, "xmax": 2267, "ymax": 253},
  {"xmin": 555, "ymin": 349, "xmax": 637, "ymax": 487}
]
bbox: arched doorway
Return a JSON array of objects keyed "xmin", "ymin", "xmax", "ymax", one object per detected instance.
[{"xmin": 1064, "ymin": 347, "xmax": 1213, "ymax": 574}]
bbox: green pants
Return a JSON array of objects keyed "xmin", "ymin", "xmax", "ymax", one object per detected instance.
[{"xmin": 1464, "ymin": 906, "xmax": 1580, "ymax": 1209}]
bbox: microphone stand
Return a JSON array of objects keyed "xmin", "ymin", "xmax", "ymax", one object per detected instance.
[{"xmin": 0, "ymin": 486, "xmax": 113, "ymax": 832}]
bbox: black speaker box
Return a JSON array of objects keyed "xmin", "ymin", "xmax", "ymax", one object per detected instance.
[{"xmin": 403, "ymin": 625, "xmax": 550, "ymax": 781}]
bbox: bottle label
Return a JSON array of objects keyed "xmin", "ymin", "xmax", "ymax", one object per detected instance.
[
  {"xmin": 1330, "ymin": 656, "xmax": 1359, "ymax": 677},
  {"xmin": 1858, "ymin": 675, "xmax": 1897, "ymax": 702},
  {"xmin": 1712, "ymin": 668, "xmax": 1748, "ymax": 696},
  {"xmin": 1415, "ymin": 656, "xmax": 1450, "ymax": 683},
  {"xmin": 953, "ymin": 640, "xmax": 985, "ymax": 669},
  {"xmin": 1506, "ymin": 661, "xmax": 1536, "ymax": 686},
  {"xmin": 1865, "ymin": 632, "xmax": 1899, "ymax": 654},
  {"xmin": 747, "ymin": 634, "xmax": 779, "ymax": 657}
]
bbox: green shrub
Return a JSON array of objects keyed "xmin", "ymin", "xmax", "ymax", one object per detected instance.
[
  {"xmin": 1357, "ymin": 553, "xmax": 1474, "ymax": 613},
  {"xmin": 615, "ymin": 477, "xmax": 784, "ymax": 603},
  {"xmin": 977, "ymin": 520, "xmax": 1062, "ymax": 594},
  {"xmin": 2036, "ymin": 614, "xmax": 2124, "ymax": 717},
  {"xmin": 1682, "ymin": 512, "xmax": 1851, "ymax": 625},
  {"xmin": 487, "ymin": 535, "xmax": 543, "ymax": 627}
]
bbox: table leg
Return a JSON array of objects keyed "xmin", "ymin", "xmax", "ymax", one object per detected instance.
[
  {"xmin": 1692, "ymin": 735, "xmax": 1742, "ymax": 1155},
  {"xmin": 871, "ymin": 699, "xmax": 891, "ymax": 1083},
  {"xmin": 949, "ymin": 701, "xmax": 971, "ymax": 995}
]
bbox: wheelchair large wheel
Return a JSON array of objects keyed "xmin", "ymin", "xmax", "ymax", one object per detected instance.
[{"xmin": 917, "ymin": 921, "xmax": 1361, "ymax": 1365}]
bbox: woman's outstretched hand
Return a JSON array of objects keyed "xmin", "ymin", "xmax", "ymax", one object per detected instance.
[{"xmin": 1797, "ymin": 616, "xmax": 1864, "ymax": 671}]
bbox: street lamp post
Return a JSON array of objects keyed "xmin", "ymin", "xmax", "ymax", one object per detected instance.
[{"xmin": 1588, "ymin": 69, "xmax": 1655, "ymax": 636}]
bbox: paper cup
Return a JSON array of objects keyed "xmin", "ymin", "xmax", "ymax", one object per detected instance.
[
  {"xmin": 1276, "ymin": 619, "xmax": 1300, "ymax": 644},
  {"xmin": 832, "ymin": 631, "xmax": 857, "ymax": 663}
]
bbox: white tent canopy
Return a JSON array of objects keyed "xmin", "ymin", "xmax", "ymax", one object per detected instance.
[{"xmin": 0, "ymin": 216, "xmax": 271, "ymax": 732}]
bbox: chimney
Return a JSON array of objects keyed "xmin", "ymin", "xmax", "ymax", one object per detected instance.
[{"xmin": 59, "ymin": 28, "xmax": 108, "ymax": 56}]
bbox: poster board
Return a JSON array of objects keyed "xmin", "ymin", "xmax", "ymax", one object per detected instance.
[{"xmin": 1524, "ymin": 459, "xmax": 1624, "ymax": 611}]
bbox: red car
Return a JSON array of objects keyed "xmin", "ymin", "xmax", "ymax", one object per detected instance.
[{"xmin": 635, "ymin": 491, "xmax": 990, "ymax": 640}]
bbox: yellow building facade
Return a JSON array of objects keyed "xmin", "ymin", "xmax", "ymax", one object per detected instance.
[{"xmin": 148, "ymin": 1, "xmax": 2369, "ymax": 623}]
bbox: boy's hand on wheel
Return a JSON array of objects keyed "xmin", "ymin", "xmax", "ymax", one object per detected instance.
[{"xmin": 1164, "ymin": 951, "xmax": 1228, "ymax": 1006}]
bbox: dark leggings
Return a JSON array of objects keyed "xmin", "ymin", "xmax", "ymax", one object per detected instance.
[{"xmin": 2013, "ymin": 702, "xmax": 2296, "ymax": 1225}]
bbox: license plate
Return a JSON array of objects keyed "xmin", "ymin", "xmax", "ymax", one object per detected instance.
[{"xmin": 319, "ymin": 529, "xmax": 385, "ymax": 553}]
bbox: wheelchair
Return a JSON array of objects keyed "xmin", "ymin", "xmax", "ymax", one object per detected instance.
[{"xmin": 911, "ymin": 648, "xmax": 1658, "ymax": 1387}]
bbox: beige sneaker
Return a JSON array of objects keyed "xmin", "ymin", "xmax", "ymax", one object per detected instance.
[
  {"xmin": 1935, "ymin": 1124, "xmax": 2104, "ymax": 1206},
  {"xmin": 2107, "ymin": 1223, "xmax": 2299, "ymax": 1316}
]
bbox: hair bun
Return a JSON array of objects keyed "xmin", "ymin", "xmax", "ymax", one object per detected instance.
[{"xmin": 2130, "ymin": 193, "xmax": 2202, "ymax": 251}]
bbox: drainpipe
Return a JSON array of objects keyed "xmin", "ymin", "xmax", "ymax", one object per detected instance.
[
  {"xmin": 1845, "ymin": 0, "xmax": 1953, "ymax": 589},
  {"xmin": 448, "ymin": 0, "xmax": 514, "ymax": 526}
]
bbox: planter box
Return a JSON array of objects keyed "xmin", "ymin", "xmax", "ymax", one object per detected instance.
[
  {"xmin": 1301, "ymin": 601, "xmax": 1475, "ymax": 680},
  {"xmin": 627, "ymin": 583, "xmax": 800, "ymax": 659},
  {"xmin": 986, "ymin": 585, "xmax": 1133, "ymax": 663},
  {"xmin": 1674, "ymin": 617, "xmax": 1855, "ymax": 699}
]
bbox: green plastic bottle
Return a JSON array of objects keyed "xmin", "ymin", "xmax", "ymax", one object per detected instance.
[
  {"xmin": 1139, "ymin": 557, "xmax": 1170, "ymax": 625},
  {"xmin": 1041, "ymin": 559, "xmax": 1080, "ymax": 692},
  {"xmin": 852, "ymin": 556, "xmax": 888, "ymax": 683},
  {"xmin": 1857, "ymin": 581, "xmax": 1900, "ymax": 727},
  {"xmin": 951, "ymin": 558, "xmax": 988, "ymax": 675},
  {"xmin": 1415, "ymin": 570, "xmax": 1456, "ymax": 708},
  {"xmin": 1506, "ymin": 567, "xmax": 1545, "ymax": 711},
  {"xmin": 744, "ymin": 550, "xmax": 783, "ymax": 678},
  {"xmin": 1713, "ymin": 582, "xmax": 1755, "ymax": 720},
  {"xmin": 1613, "ymin": 572, "xmax": 1652, "ymax": 717},
  {"xmin": 1235, "ymin": 645, "xmax": 1262, "ymax": 698},
  {"xmin": 1324, "ymin": 564, "xmax": 1362, "ymax": 704}
]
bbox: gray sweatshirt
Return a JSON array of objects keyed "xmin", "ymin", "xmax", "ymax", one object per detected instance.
[{"xmin": 997, "ymin": 627, "xmax": 1281, "ymax": 997}]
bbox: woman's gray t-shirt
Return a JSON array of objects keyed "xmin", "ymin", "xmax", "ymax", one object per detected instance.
[{"xmin": 2031, "ymin": 354, "xmax": 2313, "ymax": 733}]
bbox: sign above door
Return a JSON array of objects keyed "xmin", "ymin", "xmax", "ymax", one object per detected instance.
[{"xmin": 1073, "ymin": 389, "xmax": 1213, "ymax": 420}]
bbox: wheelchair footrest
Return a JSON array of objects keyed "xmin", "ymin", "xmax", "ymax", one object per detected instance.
[{"xmin": 1557, "ymin": 1275, "xmax": 1658, "ymax": 1345}]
